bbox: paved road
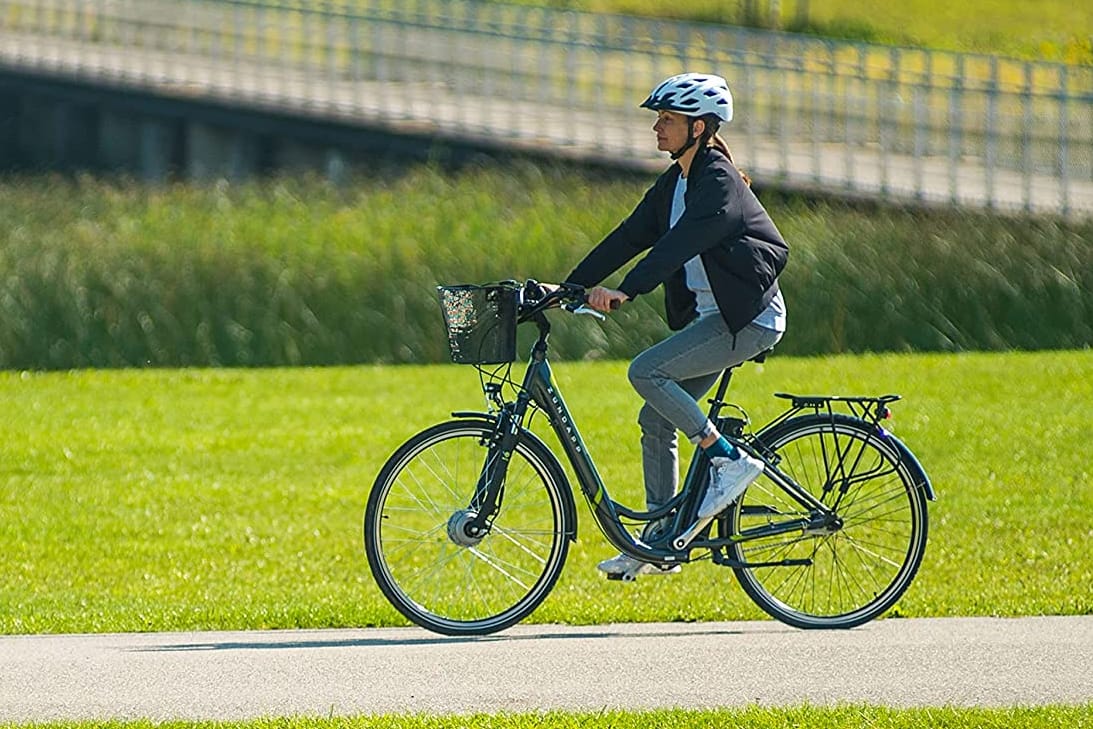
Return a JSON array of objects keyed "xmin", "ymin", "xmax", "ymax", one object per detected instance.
[{"xmin": 1, "ymin": 616, "xmax": 1090, "ymax": 720}]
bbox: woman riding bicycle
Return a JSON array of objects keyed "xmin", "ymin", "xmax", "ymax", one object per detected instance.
[{"xmin": 564, "ymin": 72, "xmax": 790, "ymax": 579}]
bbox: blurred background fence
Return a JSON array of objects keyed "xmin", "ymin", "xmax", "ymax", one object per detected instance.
[{"xmin": 1, "ymin": 0, "xmax": 1091, "ymax": 216}]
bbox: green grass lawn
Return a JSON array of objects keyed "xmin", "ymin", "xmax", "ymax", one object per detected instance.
[
  {"xmin": 1, "ymin": 350, "xmax": 1090, "ymax": 635},
  {"xmin": 492, "ymin": 0, "xmax": 1093, "ymax": 63},
  {"xmin": 6, "ymin": 706, "xmax": 1092, "ymax": 729}
]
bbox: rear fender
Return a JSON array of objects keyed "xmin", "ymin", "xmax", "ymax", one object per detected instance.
[{"xmin": 887, "ymin": 431, "xmax": 937, "ymax": 501}]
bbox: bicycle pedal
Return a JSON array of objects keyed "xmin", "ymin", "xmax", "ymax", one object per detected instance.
[
  {"xmin": 605, "ymin": 571, "xmax": 639, "ymax": 582},
  {"xmin": 605, "ymin": 563, "xmax": 679, "ymax": 582}
]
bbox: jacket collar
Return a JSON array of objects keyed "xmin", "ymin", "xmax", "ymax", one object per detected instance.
[{"xmin": 670, "ymin": 144, "xmax": 726, "ymax": 183}]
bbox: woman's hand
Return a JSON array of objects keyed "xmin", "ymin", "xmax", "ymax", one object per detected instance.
[{"xmin": 587, "ymin": 286, "xmax": 629, "ymax": 313}]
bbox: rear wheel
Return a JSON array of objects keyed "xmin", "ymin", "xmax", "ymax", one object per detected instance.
[
  {"xmin": 364, "ymin": 419, "xmax": 571, "ymax": 636},
  {"xmin": 727, "ymin": 414, "xmax": 929, "ymax": 628}
]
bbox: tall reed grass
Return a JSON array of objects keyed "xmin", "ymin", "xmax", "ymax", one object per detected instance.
[{"xmin": 0, "ymin": 165, "xmax": 1089, "ymax": 369}]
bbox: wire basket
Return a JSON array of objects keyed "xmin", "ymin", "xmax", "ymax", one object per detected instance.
[{"xmin": 437, "ymin": 283, "xmax": 520, "ymax": 365}]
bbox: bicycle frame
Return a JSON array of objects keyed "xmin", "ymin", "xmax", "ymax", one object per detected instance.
[
  {"xmin": 369, "ymin": 283, "xmax": 935, "ymax": 634},
  {"xmin": 466, "ymin": 326, "xmax": 838, "ymax": 568}
]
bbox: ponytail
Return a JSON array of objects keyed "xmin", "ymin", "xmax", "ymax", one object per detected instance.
[
  {"xmin": 710, "ymin": 133, "xmax": 751, "ymax": 187},
  {"xmin": 693, "ymin": 115, "xmax": 753, "ymax": 187}
]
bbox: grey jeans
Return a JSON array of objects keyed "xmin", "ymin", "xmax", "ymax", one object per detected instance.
[{"xmin": 628, "ymin": 315, "xmax": 782, "ymax": 510}]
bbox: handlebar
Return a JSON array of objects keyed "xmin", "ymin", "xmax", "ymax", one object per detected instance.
[{"xmin": 518, "ymin": 280, "xmax": 604, "ymax": 321}]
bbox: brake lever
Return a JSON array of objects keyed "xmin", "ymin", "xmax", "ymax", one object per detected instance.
[{"xmin": 569, "ymin": 304, "xmax": 606, "ymax": 320}]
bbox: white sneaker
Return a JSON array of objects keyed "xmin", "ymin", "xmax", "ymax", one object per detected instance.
[
  {"xmin": 597, "ymin": 553, "xmax": 681, "ymax": 580},
  {"xmin": 699, "ymin": 453, "xmax": 764, "ymax": 519}
]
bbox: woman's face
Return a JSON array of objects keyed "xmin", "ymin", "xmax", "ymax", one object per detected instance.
[{"xmin": 653, "ymin": 110, "xmax": 695, "ymax": 153}]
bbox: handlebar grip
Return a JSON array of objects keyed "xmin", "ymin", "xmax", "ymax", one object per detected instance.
[{"xmin": 609, "ymin": 299, "xmax": 622, "ymax": 311}]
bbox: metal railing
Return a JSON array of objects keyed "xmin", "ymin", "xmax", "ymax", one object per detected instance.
[{"xmin": 1, "ymin": 0, "xmax": 1091, "ymax": 215}]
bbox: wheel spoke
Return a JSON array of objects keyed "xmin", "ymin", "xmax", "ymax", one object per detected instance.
[
  {"xmin": 730, "ymin": 415, "xmax": 928, "ymax": 628},
  {"xmin": 466, "ymin": 546, "xmax": 535, "ymax": 590},
  {"xmin": 839, "ymin": 532, "xmax": 905, "ymax": 570},
  {"xmin": 365, "ymin": 422, "xmax": 568, "ymax": 635}
]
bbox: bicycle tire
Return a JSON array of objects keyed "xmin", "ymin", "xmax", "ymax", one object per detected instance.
[
  {"xmin": 364, "ymin": 418, "xmax": 572, "ymax": 636},
  {"xmin": 727, "ymin": 414, "xmax": 929, "ymax": 629}
]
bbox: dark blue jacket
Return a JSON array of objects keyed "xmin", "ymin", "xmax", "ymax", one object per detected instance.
[{"xmin": 566, "ymin": 146, "xmax": 788, "ymax": 333}]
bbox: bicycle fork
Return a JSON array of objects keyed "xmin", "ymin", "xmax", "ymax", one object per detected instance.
[{"xmin": 464, "ymin": 399, "xmax": 527, "ymax": 537}]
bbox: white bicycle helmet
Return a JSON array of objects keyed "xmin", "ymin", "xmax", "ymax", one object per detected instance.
[{"xmin": 640, "ymin": 73, "xmax": 734, "ymax": 123}]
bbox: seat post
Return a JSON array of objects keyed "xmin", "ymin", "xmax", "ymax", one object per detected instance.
[
  {"xmin": 707, "ymin": 368, "xmax": 735, "ymax": 417},
  {"xmin": 708, "ymin": 347, "xmax": 772, "ymax": 418}
]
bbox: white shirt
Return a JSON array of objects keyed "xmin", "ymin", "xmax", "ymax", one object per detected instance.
[{"xmin": 670, "ymin": 174, "xmax": 786, "ymax": 332}]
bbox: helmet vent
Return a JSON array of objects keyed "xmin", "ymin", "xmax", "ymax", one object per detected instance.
[{"xmin": 639, "ymin": 72, "xmax": 734, "ymax": 123}]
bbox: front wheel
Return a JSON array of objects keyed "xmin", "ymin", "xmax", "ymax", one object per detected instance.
[
  {"xmin": 727, "ymin": 414, "xmax": 930, "ymax": 629},
  {"xmin": 364, "ymin": 419, "xmax": 572, "ymax": 636}
]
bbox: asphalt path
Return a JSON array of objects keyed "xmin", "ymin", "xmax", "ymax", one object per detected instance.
[{"xmin": 1, "ymin": 616, "xmax": 1090, "ymax": 721}]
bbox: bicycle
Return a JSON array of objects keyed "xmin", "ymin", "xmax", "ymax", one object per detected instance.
[{"xmin": 364, "ymin": 280, "xmax": 936, "ymax": 636}]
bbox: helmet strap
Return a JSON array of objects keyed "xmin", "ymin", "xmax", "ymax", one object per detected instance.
[{"xmin": 669, "ymin": 118, "xmax": 699, "ymax": 160}]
